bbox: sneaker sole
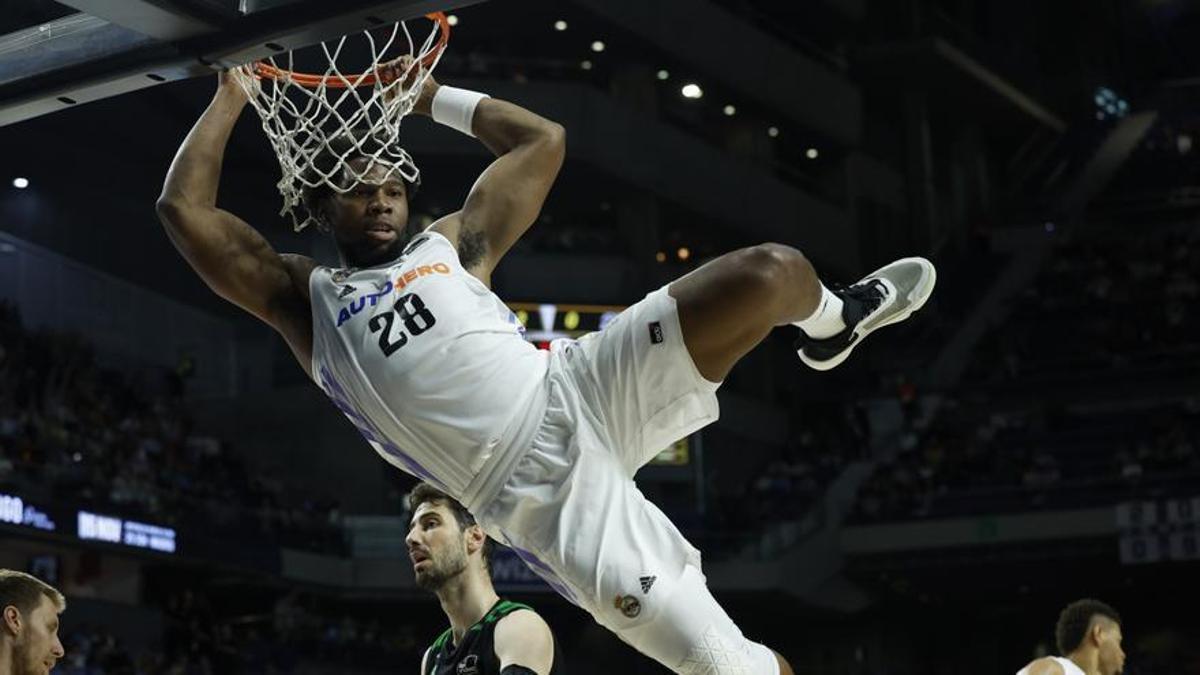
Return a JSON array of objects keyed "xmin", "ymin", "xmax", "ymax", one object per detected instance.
[{"xmin": 799, "ymin": 256, "xmax": 938, "ymax": 371}]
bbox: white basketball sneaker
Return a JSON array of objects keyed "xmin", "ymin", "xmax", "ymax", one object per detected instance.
[{"xmin": 796, "ymin": 257, "xmax": 937, "ymax": 371}]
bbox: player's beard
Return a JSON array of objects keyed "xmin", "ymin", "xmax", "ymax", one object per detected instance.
[
  {"xmin": 347, "ymin": 233, "xmax": 405, "ymax": 268},
  {"xmin": 13, "ymin": 634, "xmax": 45, "ymax": 675},
  {"xmin": 415, "ymin": 543, "xmax": 469, "ymax": 591}
]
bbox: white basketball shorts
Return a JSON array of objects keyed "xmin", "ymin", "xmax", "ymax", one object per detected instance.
[{"xmin": 478, "ymin": 286, "xmax": 780, "ymax": 675}]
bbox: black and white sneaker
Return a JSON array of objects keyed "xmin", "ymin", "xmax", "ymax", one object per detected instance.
[{"xmin": 796, "ymin": 257, "xmax": 937, "ymax": 371}]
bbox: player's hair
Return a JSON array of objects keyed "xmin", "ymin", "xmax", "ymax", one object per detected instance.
[
  {"xmin": 409, "ymin": 483, "xmax": 494, "ymax": 572},
  {"xmin": 299, "ymin": 128, "xmax": 421, "ymax": 226},
  {"xmin": 1055, "ymin": 598, "xmax": 1121, "ymax": 654},
  {"xmin": 0, "ymin": 569, "xmax": 66, "ymax": 616}
]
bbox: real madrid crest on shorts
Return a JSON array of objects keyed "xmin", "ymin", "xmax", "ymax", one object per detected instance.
[{"xmin": 614, "ymin": 594, "xmax": 642, "ymax": 619}]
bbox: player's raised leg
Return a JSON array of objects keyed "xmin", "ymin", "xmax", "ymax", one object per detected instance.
[{"xmin": 668, "ymin": 243, "xmax": 936, "ymax": 381}]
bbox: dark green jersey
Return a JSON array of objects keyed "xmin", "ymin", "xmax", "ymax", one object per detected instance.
[{"xmin": 423, "ymin": 599, "xmax": 562, "ymax": 675}]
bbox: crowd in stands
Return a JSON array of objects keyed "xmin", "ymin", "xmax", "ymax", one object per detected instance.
[
  {"xmin": 159, "ymin": 588, "xmax": 423, "ymax": 674},
  {"xmin": 696, "ymin": 401, "xmax": 868, "ymax": 558},
  {"xmin": 967, "ymin": 230, "xmax": 1200, "ymax": 384},
  {"xmin": 53, "ymin": 587, "xmax": 425, "ymax": 674},
  {"xmin": 854, "ymin": 395, "xmax": 1200, "ymax": 523},
  {"xmin": 850, "ymin": 231, "xmax": 1200, "ymax": 523},
  {"xmin": 0, "ymin": 301, "xmax": 345, "ymax": 554},
  {"xmin": 741, "ymin": 404, "xmax": 865, "ymax": 522}
]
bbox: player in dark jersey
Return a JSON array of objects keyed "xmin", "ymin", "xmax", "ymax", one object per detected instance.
[{"xmin": 407, "ymin": 483, "xmax": 562, "ymax": 675}]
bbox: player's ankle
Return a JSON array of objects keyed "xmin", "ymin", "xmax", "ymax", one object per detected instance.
[{"xmin": 793, "ymin": 285, "xmax": 845, "ymax": 339}]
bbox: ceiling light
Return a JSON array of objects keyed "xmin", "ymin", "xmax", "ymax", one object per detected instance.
[
  {"xmin": 447, "ymin": 14, "xmax": 459, "ymax": 26},
  {"xmin": 681, "ymin": 83, "xmax": 703, "ymax": 99},
  {"xmin": 723, "ymin": 105, "xmax": 736, "ymax": 116},
  {"xmin": 591, "ymin": 40, "xmax": 605, "ymax": 53},
  {"xmin": 12, "ymin": 177, "xmax": 28, "ymax": 189},
  {"xmin": 767, "ymin": 126, "xmax": 779, "ymax": 137},
  {"xmin": 554, "ymin": 20, "xmax": 568, "ymax": 31},
  {"xmin": 656, "ymin": 69, "xmax": 669, "ymax": 80}
]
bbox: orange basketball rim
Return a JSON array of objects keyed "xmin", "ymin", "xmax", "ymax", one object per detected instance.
[{"xmin": 251, "ymin": 12, "xmax": 451, "ymax": 89}]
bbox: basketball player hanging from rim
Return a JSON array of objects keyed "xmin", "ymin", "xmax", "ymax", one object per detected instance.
[{"xmin": 156, "ymin": 17, "xmax": 935, "ymax": 673}]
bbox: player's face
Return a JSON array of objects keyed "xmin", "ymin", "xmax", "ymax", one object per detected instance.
[
  {"xmin": 1097, "ymin": 624, "xmax": 1125, "ymax": 675},
  {"xmin": 406, "ymin": 502, "xmax": 470, "ymax": 591},
  {"xmin": 325, "ymin": 158, "xmax": 410, "ymax": 267},
  {"xmin": 8, "ymin": 596, "xmax": 65, "ymax": 675}
]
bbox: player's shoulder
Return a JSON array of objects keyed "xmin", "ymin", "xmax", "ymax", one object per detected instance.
[
  {"xmin": 494, "ymin": 605, "xmax": 555, "ymax": 670},
  {"xmin": 1019, "ymin": 657, "xmax": 1066, "ymax": 675},
  {"xmin": 428, "ymin": 211, "xmax": 464, "ymax": 244},
  {"xmin": 279, "ymin": 252, "xmax": 318, "ymax": 275},
  {"xmin": 494, "ymin": 604, "xmax": 552, "ymax": 643},
  {"xmin": 278, "ymin": 253, "xmax": 319, "ymax": 299}
]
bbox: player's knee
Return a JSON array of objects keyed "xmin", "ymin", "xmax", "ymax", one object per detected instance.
[{"xmin": 734, "ymin": 243, "xmax": 816, "ymax": 299}]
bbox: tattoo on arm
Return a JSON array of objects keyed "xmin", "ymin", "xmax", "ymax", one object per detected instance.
[{"xmin": 456, "ymin": 227, "xmax": 488, "ymax": 270}]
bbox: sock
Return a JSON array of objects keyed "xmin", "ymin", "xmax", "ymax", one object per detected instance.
[{"xmin": 793, "ymin": 284, "xmax": 846, "ymax": 339}]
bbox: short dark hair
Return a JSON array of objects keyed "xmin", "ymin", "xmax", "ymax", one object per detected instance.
[
  {"xmin": 1056, "ymin": 599, "xmax": 1121, "ymax": 654},
  {"xmin": 408, "ymin": 483, "xmax": 494, "ymax": 572},
  {"xmin": 300, "ymin": 128, "xmax": 421, "ymax": 225},
  {"xmin": 0, "ymin": 569, "xmax": 66, "ymax": 615}
]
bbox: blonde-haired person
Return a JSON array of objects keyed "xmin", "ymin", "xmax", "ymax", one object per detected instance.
[{"xmin": 0, "ymin": 570, "xmax": 65, "ymax": 675}]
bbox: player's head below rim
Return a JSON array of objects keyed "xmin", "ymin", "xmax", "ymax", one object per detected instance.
[
  {"xmin": 0, "ymin": 569, "xmax": 67, "ymax": 675},
  {"xmin": 301, "ymin": 131, "xmax": 423, "ymax": 269},
  {"xmin": 405, "ymin": 482, "xmax": 495, "ymax": 593},
  {"xmin": 1035, "ymin": 598, "xmax": 1126, "ymax": 675}
]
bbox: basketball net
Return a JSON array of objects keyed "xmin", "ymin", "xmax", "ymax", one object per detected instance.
[{"xmin": 231, "ymin": 15, "xmax": 449, "ymax": 231}]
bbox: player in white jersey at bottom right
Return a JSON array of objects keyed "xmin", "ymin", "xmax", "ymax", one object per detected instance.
[
  {"xmin": 159, "ymin": 57, "xmax": 937, "ymax": 673},
  {"xmin": 1017, "ymin": 599, "xmax": 1127, "ymax": 675}
]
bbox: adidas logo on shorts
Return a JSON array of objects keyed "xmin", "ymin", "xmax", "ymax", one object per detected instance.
[{"xmin": 640, "ymin": 575, "xmax": 656, "ymax": 594}]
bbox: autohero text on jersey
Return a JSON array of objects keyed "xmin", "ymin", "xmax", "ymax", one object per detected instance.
[{"xmin": 335, "ymin": 262, "xmax": 453, "ymax": 328}]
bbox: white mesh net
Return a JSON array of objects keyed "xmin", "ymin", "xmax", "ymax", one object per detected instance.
[{"xmin": 232, "ymin": 16, "xmax": 448, "ymax": 231}]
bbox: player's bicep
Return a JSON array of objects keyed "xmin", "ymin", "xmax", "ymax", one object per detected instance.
[
  {"xmin": 494, "ymin": 610, "xmax": 555, "ymax": 675},
  {"xmin": 460, "ymin": 125, "xmax": 565, "ymax": 269},
  {"xmin": 158, "ymin": 201, "xmax": 299, "ymax": 324}
]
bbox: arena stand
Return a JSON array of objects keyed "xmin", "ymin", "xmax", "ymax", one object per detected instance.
[
  {"xmin": 0, "ymin": 300, "xmax": 347, "ymax": 556},
  {"xmin": 850, "ymin": 230, "xmax": 1200, "ymax": 523}
]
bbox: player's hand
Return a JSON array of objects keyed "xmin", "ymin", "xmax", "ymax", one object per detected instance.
[
  {"xmin": 217, "ymin": 65, "xmax": 257, "ymax": 105},
  {"xmin": 380, "ymin": 55, "xmax": 440, "ymax": 115}
]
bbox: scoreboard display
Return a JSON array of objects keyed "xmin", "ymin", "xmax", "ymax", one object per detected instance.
[
  {"xmin": 509, "ymin": 302, "xmax": 691, "ymax": 467},
  {"xmin": 654, "ymin": 436, "xmax": 690, "ymax": 466},
  {"xmin": 508, "ymin": 301, "xmax": 624, "ymax": 348},
  {"xmin": 1117, "ymin": 497, "xmax": 1200, "ymax": 564}
]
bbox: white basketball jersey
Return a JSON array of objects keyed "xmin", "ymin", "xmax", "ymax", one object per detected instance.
[
  {"xmin": 1016, "ymin": 657, "xmax": 1086, "ymax": 675},
  {"xmin": 308, "ymin": 231, "xmax": 548, "ymax": 509}
]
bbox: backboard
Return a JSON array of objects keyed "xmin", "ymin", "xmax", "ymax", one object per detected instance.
[{"xmin": 0, "ymin": 0, "xmax": 482, "ymax": 126}]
